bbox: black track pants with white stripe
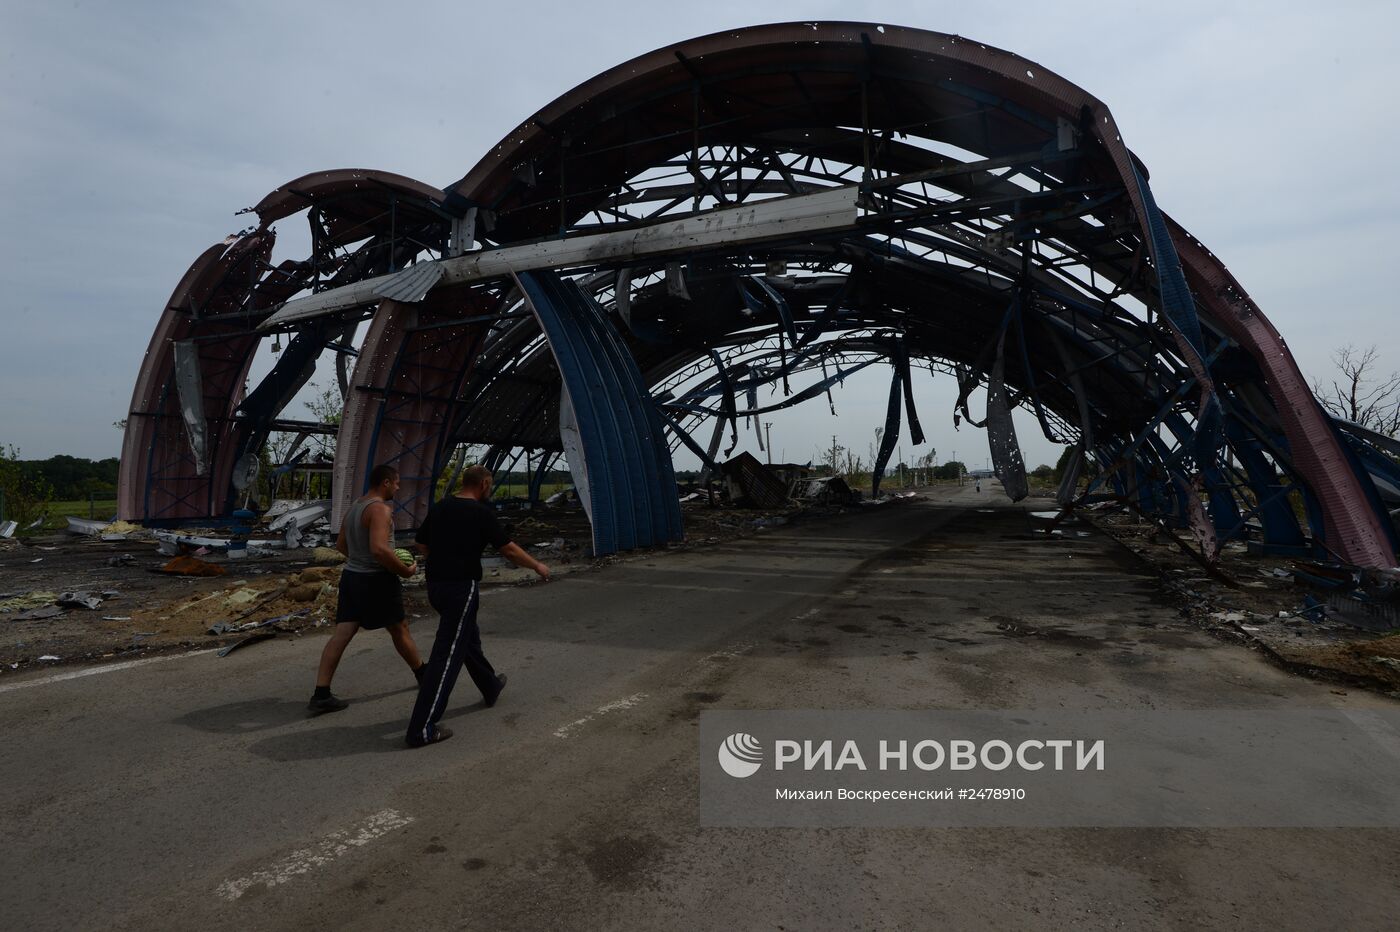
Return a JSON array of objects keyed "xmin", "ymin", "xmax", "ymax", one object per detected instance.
[{"xmin": 406, "ymin": 579, "xmax": 500, "ymax": 745}]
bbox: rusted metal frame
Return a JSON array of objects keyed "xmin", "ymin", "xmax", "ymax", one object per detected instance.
[
  {"xmin": 657, "ymin": 407, "xmax": 722, "ymax": 472},
  {"xmin": 875, "ymin": 225, "xmax": 1118, "ymax": 316},
  {"xmin": 449, "ymin": 333, "xmax": 549, "ymax": 418},
  {"xmin": 414, "ymin": 321, "xmax": 498, "ymax": 478},
  {"xmin": 615, "ymin": 147, "xmax": 826, "ymax": 227},
  {"xmin": 1108, "ymin": 489, "xmax": 1241, "ymax": 589},
  {"xmin": 1076, "ymin": 343, "xmax": 1226, "ymax": 504},
  {"xmin": 666, "ymin": 357, "xmax": 881, "ymax": 420},
  {"xmin": 1216, "ymin": 478, "xmax": 1303, "ymax": 547},
  {"xmin": 1039, "ymin": 316, "xmax": 1172, "ymax": 388},
  {"xmin": 592, "ymin": 172, "xmax": 809, "ymax": 211},
  {"xmin": 146, "ymin": 460, "xmax": 202, "ymax": 519},
  {"xmin": 406, "ymin": 310, "xmax": 531, "ymax": 334},
  {"xmin": 143, "ymin": 400, "xmax": 204, "ymax": 520},
  {"xmin": 862, "ymin": 147, "xmax": 1073, "ymax": 195},
  {"xmin": 448, "ymin": 326, "xmax": 557, "ymax": 456},
  {"xmin": 558, "ymin": 95, "xmax": 810, "ymax": 164},
  {"xmin": 1027, "ymin": 317, "xmax": 1162, "ymax": 440},
  {"xmin": 456, "ymin": 376, "xmax": 557, "ymax": 467},
  {"xmin": 1007, "ymin": 247, "xmax": 1065, "ymax": 444},
  {"xmin": 864, "ymin": 181, "xmax": 1110, "ymax": 232},
  {"xmin": 938, "ymin": 74, "xmax": 1059, "ymax": 136},
  {"xmin": 751, "ymin": 147, "xmax": 801, "ymax": 198},
  {"xmin": 1028, "ymin": 284, "xmax": 1181, "ymax": 386},
  {"xmin": 485, "ymin": 445, "xmax": 534, "ymax": 499},
  {"xmin": 366, "ymin": 327, "xmax": 479, "ymax": 514},
  {"xmin": 997, "ymin": 190, "xmax": 1127, "ymax": 258},
  {"xmin": 1217, "ymin": 392, "xmax": 1321, "ymax": 549}
]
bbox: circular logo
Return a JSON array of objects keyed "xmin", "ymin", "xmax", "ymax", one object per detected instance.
[{"xmin": 718, "ymin": 732, "xmax": 763, "ymax": 778}]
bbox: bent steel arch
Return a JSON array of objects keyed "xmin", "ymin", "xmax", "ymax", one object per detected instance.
[{"xmin": 121, "ymin": 22, "xmax": 1398, "ymax": 567}]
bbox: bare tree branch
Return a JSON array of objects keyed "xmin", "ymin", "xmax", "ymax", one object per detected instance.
[{"xmin": 1311, "ymin": 344, "xmax": 1400, "ymax": 438}]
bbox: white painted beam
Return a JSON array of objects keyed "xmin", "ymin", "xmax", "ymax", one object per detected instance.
[{"xmin": 258, "ymin": 186, "xmax": 859, "ymax": 331}]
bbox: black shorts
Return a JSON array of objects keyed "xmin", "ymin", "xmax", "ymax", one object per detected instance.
[{"xmin": 335, "ymin": 571, "xmax": 405, "ymax": 628}]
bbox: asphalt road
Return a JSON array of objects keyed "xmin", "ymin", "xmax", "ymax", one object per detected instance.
[{"xmin": 3, "ymin": 486, "xmax": 1398, "ymax": 931}]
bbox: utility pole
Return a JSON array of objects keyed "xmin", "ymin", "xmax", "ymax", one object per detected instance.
[
  {"xmin": 764, "ymin": 422, "xmax": 773, "ymax": 464},
  {"xmin": 831, "ymin": 434, "xmax": 839, "ymax": 476}
]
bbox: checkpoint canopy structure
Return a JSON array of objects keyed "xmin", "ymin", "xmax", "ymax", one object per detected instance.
[{"xmin": 119, "ymin": 22, "xmax": 1399, "ymax": 566}]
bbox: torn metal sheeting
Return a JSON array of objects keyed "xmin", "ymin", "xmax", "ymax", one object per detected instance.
[
  {"xmin": 792, "ymin": 476, "xmax": 856, "ymax": 505},
  {"xmin": 172, "ymin": 339, "xmax": 210, "ymax": 476},
  {"xmin": 66, "ymin": 517, "xmax": 108, "ymax": 536},
  {"xmin": 720, "ymin": 453, "xmax": 790, "ymax": 509},
  {"xmin": 266, "ymin": 500, "xmax": 331, "ymax": 533},
  {"xmin": 217, "ymin": 630, "xmax": 277, "ymax": 657},
  {"xmin": 986, "ymin": 330, "xmax": 1029, "ymax": 503},
  {"xmin": 0, "ymin": 521, "xmax": 15, "ymax": 539},
  {"xmin": 152, "ymin": 530, "xmax": 289, "ymax": 553},
  {"xmin": 56, "ymin": 592, "xmax": 104, "ymax": 610}
]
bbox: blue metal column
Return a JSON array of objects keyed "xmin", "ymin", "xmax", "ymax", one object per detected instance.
[
  {"xmin": 1223, "ymin": 416, "xmax": 1307, "ymax": 554},
  {"xmin": 515, "ymin": 270, "xmax": 684, "ymax": 555}
]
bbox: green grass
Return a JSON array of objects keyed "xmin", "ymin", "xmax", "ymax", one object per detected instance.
[
  {"xmin": 29, "ymin": 498, "xmax": 118, "ymax": 532},
  {"xmin": 491, "ymin": 482, "xmax": 573, "ymax": 500}
]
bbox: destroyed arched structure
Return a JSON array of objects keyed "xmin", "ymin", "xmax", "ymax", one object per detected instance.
[{"xmin": 119, "ymin": 22, "xmax": 1400, "ymax": 568}]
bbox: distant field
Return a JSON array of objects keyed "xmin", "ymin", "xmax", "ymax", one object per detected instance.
[
  {"xmin": 491, "ymin": 482, "xmax": 572, "ymax": 500},
  {"xmin": 39, "ymin": 498, "xmax": 119, "ymax": 530}
]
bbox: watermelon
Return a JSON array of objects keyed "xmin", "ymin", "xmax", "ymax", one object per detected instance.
[{"xmin": 394, "ymin": 548, "xmax": 416, "ymax": 568}]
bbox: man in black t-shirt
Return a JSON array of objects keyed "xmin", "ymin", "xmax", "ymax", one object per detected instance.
[{"xmin": 405, "ymin": 465, "xmax": 550, "ymax": 748}]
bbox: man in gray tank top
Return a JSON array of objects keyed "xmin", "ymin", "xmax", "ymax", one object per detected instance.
[{"xmin": 308, "ymin": 464, "xmax": 425, "ymax": 713}]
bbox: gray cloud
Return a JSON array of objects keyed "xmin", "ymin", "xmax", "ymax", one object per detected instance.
[{"xmin": 2, "ymin": 1, "xmax": 1393, "ymax": 472}]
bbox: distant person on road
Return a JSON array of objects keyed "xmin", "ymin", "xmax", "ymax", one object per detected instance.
[
  {"xmin": 308, "ymin": 464, "xmax": 423, "ymax": 714},
  {"xmin": 976, "ymin": 478, "xmax": 981, "ymax": 493},
  {"xmin": 405, "ymin": 465, "xmax": 550, "ymax": 748}
]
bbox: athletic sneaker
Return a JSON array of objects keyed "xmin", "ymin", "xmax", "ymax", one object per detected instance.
[
  {"xmin": 308, "ymin": 692, "xmax": 349, "ymax": 714},
  {"xmin": 406, "ymin": 726, "xmax": 453, "ymax": 748},
  {"xmin": 484, "ymin": 673, "xmax": 508, "ymax": 708}
]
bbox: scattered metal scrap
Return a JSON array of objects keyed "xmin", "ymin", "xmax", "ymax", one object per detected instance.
[
  {"xmin": 56, "ymin": 592, "xmax": 104, "ymax": 610},
  {"xmin": 720, "ymin": 453, "xmax": 790, "ymax": 509},
  {"xmin": 216, "ymin": 631, "xmax": 277, "ymax": 658},
  {"xmin": 792, "ymin": 476, "xmax": 856, "ymax": 506}
]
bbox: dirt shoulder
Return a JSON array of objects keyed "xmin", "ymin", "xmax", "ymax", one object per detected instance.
[{"xmin": 1079, "ymin": 508, "xmax": 1400, "ymax": 697}]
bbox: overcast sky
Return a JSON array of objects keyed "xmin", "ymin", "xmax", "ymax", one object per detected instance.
[{"xmin": 3, "ymin": 1, "xmax": 1396, "ymax": 473}]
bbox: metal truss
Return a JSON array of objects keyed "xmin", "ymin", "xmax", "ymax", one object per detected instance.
[{"xmin": 119, "ymin": 23, "xmax": 1398, "ymax": 566}]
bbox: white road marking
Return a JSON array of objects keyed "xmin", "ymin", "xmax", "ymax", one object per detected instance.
[
  {"xmin": 0, "ymin": 649, "xmax": 220, "ymax": 694},
  {"xmin": 553, "ymin": 692, "xmax": 648, "ymax": 738},
  {"xmin": 215, "ymin": 809, "xmax": 415, "ymax": 901}
]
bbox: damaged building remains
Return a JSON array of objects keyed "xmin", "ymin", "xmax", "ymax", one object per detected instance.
[{"xmin": 116, "ymin": 23, "xmax": 1398, "ymax": 569}]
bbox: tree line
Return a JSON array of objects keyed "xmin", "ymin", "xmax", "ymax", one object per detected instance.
[{"xmin": 5, "ymin": 453, "xmax": 119, "ymax": 500}]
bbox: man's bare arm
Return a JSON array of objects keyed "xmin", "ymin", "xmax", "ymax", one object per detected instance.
[
  {"xmin": 499, "ymin": 542, "xmax": 550, "ymax": 580},
  {"xmin": 366, "ymin": 502, "xmax": 415, "ymax": 577}
]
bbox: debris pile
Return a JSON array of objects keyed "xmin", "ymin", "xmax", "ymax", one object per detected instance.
[{"xmin": 1083, "ymin": 507, "xmax": 1400, "ymax": 695}]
